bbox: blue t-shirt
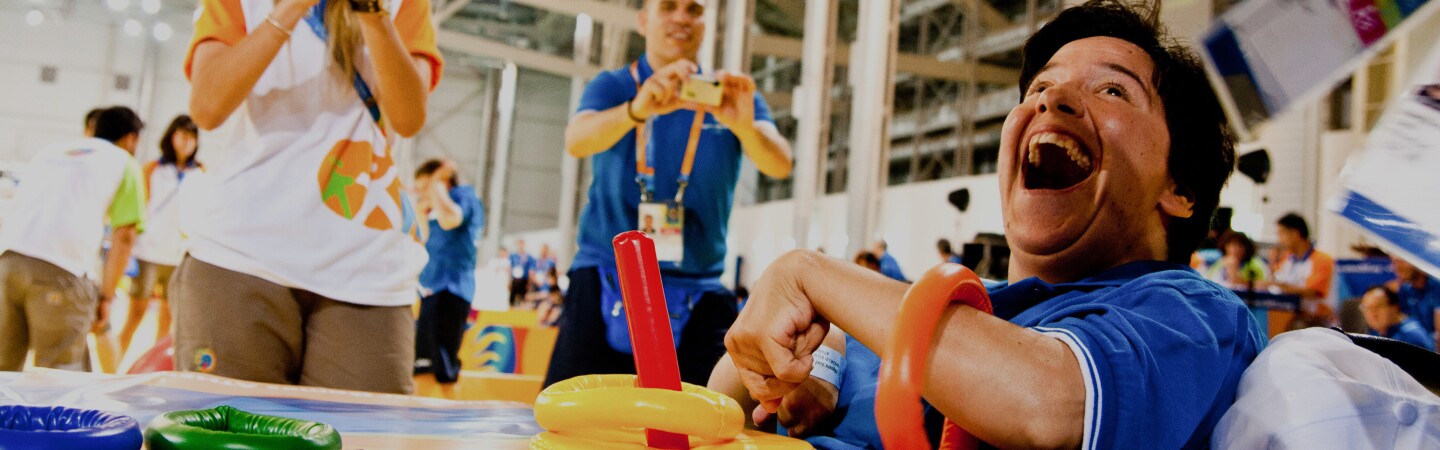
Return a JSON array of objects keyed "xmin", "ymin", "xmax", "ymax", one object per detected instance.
[
  {"xmin": 1398, "ymin": 277, "xmax": 1440, "ymax": 334},
  {"xmin": 947, "ymin": 254, "xmax": 963, "ymax": 265},
  {"xmin": 570, "ymin": 55, "xmax": 774, "ymax": 278},
  {"xmin": 807, "ymin": 261, "xmax": 1268, "ymax": 449},
  {"xmin": 879, "ymin": 252, "xmax": 906, "ymax": 282},
  {"xmin": 1369, "ymin": 318, "xmax": 1436, "ymax": 351},
  {"xmin": 509, "ymin": 252, "xmax": 535, "ymax": 281},
  {"xmin": 534, "ymin": 256, "xmax": 557, "ymax": 292},
  {"xmin": 418, "ymin": 185, "xmax": 484, "ymax": 302}
]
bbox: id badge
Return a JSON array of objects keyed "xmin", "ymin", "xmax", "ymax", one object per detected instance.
[{"xmin": 639, "ymin": 201, "xmax": 684, "ymax": 262}]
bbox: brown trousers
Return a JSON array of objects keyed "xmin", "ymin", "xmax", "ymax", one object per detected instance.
[
  {"xmin": 129, "ymin": 260, "xmax": 174, "ymax": 305},
  {"xmin": 169, "ymin": 257, "xmax": 415, "ymax": 394},
  {"xmin": 0, "ymin": 252, "xmax": 95, "ymax": 371}
]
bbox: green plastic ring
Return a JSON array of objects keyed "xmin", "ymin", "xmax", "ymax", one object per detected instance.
[{"xmin": 144, "ymin": 405, "xmax": 341, "ymax": 450}]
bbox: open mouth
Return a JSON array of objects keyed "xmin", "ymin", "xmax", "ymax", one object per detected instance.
[
  {"xmin": 667, "ymin": 29, "xmax": 692, "ymax": 42},
  {"xmin": 1023, "ymin": 131, "xmax": 1094, "ymax": 191}
]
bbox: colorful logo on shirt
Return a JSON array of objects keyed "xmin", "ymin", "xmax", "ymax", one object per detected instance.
[
  {"xmin": 194, "ymin": 348, "xmax": 217, "ymax": 373},
  {"xmin": 317, "ymin": 140, "xmax": 409, "ymax": 232}
]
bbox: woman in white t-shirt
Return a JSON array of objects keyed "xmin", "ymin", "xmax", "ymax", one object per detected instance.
[
  {"xmin": 119, "ymin": 115, "xmax": 203, "ymax": 359},
  {"xmin": 174, "ymin": 0, "xmax": 442, "ymax": 393}
]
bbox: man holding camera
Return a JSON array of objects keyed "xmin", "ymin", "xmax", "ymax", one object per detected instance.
[{"xmin": 547, "ymin": 0, "xmax": 792, "ymax": 387}]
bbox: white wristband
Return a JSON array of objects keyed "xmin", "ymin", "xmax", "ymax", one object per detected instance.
[{"xmin": 809, "ymin": 345, "xmax": 845, "ymax": 388}]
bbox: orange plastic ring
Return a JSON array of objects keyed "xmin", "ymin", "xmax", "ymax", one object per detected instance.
[{"xmin": 875, "ymin": 263, "xmax": 992, "ymax": 450}]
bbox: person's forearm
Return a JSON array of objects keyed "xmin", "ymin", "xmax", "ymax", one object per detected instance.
[
  {"xmin": 102, "ymin": 227, "xmax": 138, "ymax": 301},
  {"xmin": 416, "ymin": 213, "xmax": 431, "ymax": 242},
  {"xmin": 433, "ymin": 192, "xmax": 463, "ymax": 230},
  {"xmin": 356, "ymin": 12, "xmax": 428, "ymax": 136},
  {"xmin": 734, "ymin": 123, "xmax": 793, "ymax": 179},
  {"xmin": 785, "ymin": 250, "xmax": 1084, "ymax": 448},
  {"xmin": 189, "ymin": 4, "xmax": 308, "ymax": 129},
  {"xmin": 565, "ymin": 106, "xmax": 640, "ymax": 158},
  {"xmin": 709, "ymin": 353, "xmax": 763, "ymax": 429},
  {"xmin": 1273, "ymin": 282, "xmax": 1323, "ymax": 300}
]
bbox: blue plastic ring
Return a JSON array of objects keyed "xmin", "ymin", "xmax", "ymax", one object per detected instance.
[{"xmin": 0, "ymin": 405, "xmax": 143, "ymax": 450}]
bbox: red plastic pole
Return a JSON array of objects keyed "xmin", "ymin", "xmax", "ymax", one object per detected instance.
[{"xmin": 612, "ymin": 231, "xmax": 688, "ymax": 449}]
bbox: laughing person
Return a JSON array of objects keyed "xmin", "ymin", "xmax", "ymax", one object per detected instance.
[{"xmin": 711, "ymin": 1, "xmax": 1267, "ymax": 448}]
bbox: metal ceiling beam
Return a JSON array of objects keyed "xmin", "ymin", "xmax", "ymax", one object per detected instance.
[
  {"xmin": 433, "ymin": 0, "xmax": 470, "ymax": 23},
  {"xmin": 436, "ymin": 29, "xmax": 603, "ymax": 78},
  {"xmin": 507, "ymin": 0, "xmax": 638, "ymax": 29},
  {"xmin": 749, "ymin": 34, "xmax": 1018, "ymax": 84},
  {"xmin": 953, "ymin": 0, "xmax": 1011, "ymax": 30},
  {"xmin": 763, "ymin": 90, "xmax": 792, "ymax": 111},
  {"xmin": 899, "ymin": 0, "xmax": 1009, "ymax": 29},
  {"xmin": 769, "ymin": 0, "xmax": 805, "ymax": 24}
]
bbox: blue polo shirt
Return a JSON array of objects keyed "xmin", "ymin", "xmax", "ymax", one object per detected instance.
[
  {"xmin": 570, "ymin": 55, "xmax": 774, "ymax": 278},
  {"xmin": 807, "ymin": 261, "xmax": 1267, "ymax": 449},
  {"xmin": 418, "ymin": 185, "xmax": 484, "ymax": 302},
  {"xmin": 1398, "ymin": 277, "xmax": 1440, "ymax": 334},
  {"xmin": 1369, "ymin": 318, "xmax": 1435, "ymax": 351}
]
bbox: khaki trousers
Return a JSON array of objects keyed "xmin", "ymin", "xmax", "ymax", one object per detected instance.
[
  {"xmin": 0, "ymin": 252, "xmax": 96, "ymax": 371},
  {"xmin": 169, "ymin": 256, "xmax": 414, "ymax": 394}
]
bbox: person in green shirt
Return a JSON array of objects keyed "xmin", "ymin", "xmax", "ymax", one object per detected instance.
[
  {"xmin": 1207, "ymin": 231, "xmax": 1267, "ymax": 289},
  {"xmin": 0, "ymin": 106, "xmax": 146, "ymax": 372}
]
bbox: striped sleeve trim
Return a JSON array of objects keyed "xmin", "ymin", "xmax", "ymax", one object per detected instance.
[{"xmin": 1034, "ymin": 326, "xmax": 1100, "ymax": 450}]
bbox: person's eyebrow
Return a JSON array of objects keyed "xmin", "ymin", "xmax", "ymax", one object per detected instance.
[
  {"xmin": 1034, "ymin": 60, "xmax": 1147, "ymax": 87},
  {"xmin": 1031, "ymin": 59, "xmax": 1156, "ymax": 103},
  {"xmin": 1102, "ymin": 62, "xmax": 1151, "ymax": 91},
  {"xmin": 1032, "ymin": 62, "xmax": 1059, "ymax": 86}
]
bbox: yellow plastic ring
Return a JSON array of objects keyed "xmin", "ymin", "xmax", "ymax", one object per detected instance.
[
  {"xmin": 530, "ymin": 375, "xmax": 812, "ymax": 449},
  {"xmin": 535, "ymin": 375, "xmax": 741, "ymax": 442}
]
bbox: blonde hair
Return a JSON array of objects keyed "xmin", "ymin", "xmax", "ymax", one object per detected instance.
[{"xmin": 324, "ymin": 0, "xmax": 365, "ymax": 81}]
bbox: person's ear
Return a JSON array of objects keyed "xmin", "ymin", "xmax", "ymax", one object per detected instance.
[
  {"xmin": 1160, "ymin": 180, "xmax": 1195, "ymax": 219},
  {"xmin": 636, "ymin": 8, "xmax": 648, "ymax": 39},
  {"xmin": 122, "ymin": 133, "xmax": 141, "ymax": 154}
]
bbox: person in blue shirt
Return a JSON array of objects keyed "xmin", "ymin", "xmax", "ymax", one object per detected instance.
[
  {"xmin": 1360, "ymin": 285, "xmax": 1435, "ymax": 351},
  {"xmin": 545, "ymin": 0, "xmax": 792, "ymax": 388},
  {"xmin": 508, "ymin": 239, "xmax": 534, "ymax": 307},
  {"xmin": 711, "ymin": 1, "xmax": 1267, "ymax": 447},
  {"xmin": 529, "ymin": 243, "xmax": 558, "ymax": 304},
  {"xmin": 937, "ymin": 239, "xmax": 964, "ymax": 265},
  {"xmin": 1389, "ymin": 256, "xmax": 1439, "ymax": 345},
  {"xmin": 869, "ymin": 240, "xmax": 907, "ymax": 282},
  {"xmin": 411, "ymin": 159, "xmax": 484, "ymax": 399}
]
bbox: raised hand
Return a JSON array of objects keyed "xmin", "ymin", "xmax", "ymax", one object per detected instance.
[
  {"xmin": 712, "ymin": 70, "xmax": 757, "ymax": 132},
  {"xmin": 723, "ymin": 257, "xmax": 829, "ymax": 416},
  {"xmin": 632, "ymin": 59, "xmax": 699, "ymax": 120}
]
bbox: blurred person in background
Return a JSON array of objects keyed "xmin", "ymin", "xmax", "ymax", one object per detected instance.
[
  {"xmin": 0, "ymin": 106, "xmax": 146, "ymax": 372},
  {"xmin": 120, "ymin": 115, "xmax": 203, "ymax": 360},
  {"xmin": 412, "ymin": 159, "xmax": 484, "ymax": 399}
]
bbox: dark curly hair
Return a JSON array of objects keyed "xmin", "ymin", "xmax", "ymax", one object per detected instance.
[{"xmin": 1018, "ymin": 0, "xmax": 1237, "ymax": 263}]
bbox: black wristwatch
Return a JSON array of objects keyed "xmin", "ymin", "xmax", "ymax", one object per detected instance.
[{"xmin": 349, "ymin": 0, "xmax": 385, "ymax": 13}]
